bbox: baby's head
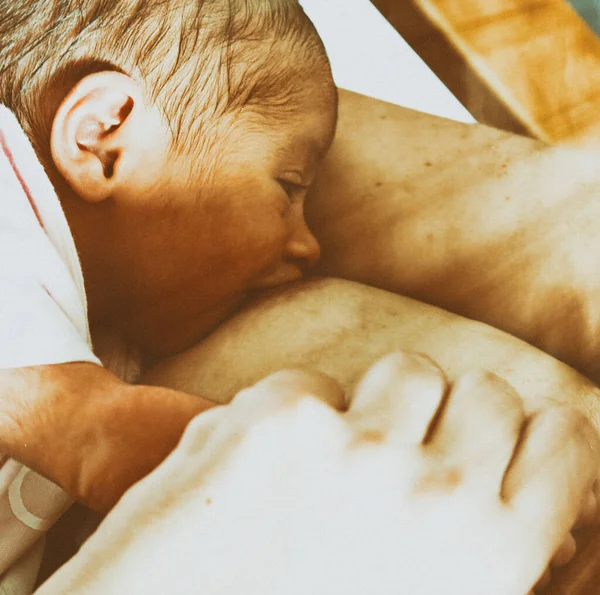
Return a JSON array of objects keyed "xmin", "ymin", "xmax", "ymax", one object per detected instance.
[{"xmin": 1, "ymin": 0, "xmax": 338, "ymax": 356}]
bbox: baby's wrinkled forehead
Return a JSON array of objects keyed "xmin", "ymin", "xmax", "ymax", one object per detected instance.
[
  {"xmin": 155, "ymin": 1, "xmax": 335, "ymax": 154},
  {"xmin": 204, "ymin": 70, "xmax": 337, "ymax": 181},
  {"xmin": 177, "ymin": 35, "xmax": 336, "ymax": 155}
]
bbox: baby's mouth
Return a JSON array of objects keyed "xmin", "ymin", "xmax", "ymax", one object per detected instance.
[{"xmin": 250, "ymin": 267, "xmax": 304, "ymax": 291}]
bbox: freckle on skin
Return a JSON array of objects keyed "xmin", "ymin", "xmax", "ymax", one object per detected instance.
[
  {"xmin": 361, "ymin": 430, "xmax": 384, "ymax": 443},
  {"xmin": 375, "ymin": 181, "xmax": 383, "ymax": 188},
  {"xmin": 505, "ymin": 196, "xmax": 511, "ymax": 201},
  {"xmin": 424, "ymin": 161, "xmax": 433, "ymax": 167},
  {"xmin": 206, "ymin": 498, "xmax": 212, "ymax": 505},
  {"xmin": 415, "ymin": 467, "xmax": 462, "ymax": 493}
]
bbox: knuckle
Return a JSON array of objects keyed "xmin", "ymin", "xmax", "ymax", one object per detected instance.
[
  {"xmin": 247, "ymin": 392, "xmax": 345, "ymax": 442},
  {"xmin": 242, "ymin": 369, "xmax": 314, "ymax": 400},
  {"xmin": 393, "ymin": 351, "xmax": 444, "ymax": 373},
  {"xmin": 182, "ymin": 406, "xmax": 224, "ymax": 441},
  {"xmin": 459, "ymin": 369, "xmax": 504, "ymax": 389},
  {"xmin": 236, "ymin": 368, "xmax": 344, "ymax": 410},
  {"xmin": 545, "ymin": 404, "xmax": 585, "ymax": 430},
  {"xmin": 369, "ymin": 351, "xmax": 446, "ymax": 385},
  {"xmin": 258, "ymin": 368, "xmax": 328, "ymax": 392},
  {"xmin": 457, "ymin": 369, "xmax": 521, "ymax": 402},
  {"xmin": 543, "ymin": 405, "xmax": 600, "ymax": 452}
]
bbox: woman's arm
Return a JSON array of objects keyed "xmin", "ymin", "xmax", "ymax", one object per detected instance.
[
  {"xmin": 143, "ymin": 278, "xmax": 600, "ymax": 432},
  {"xmin": 307, "ymin": 90, "xmax": 600, "ymax": 383}
]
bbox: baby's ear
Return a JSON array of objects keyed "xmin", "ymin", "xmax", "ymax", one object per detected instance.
[{"xmin": 50, "ymin": 71, "xmax": 138, "ymax": 203}]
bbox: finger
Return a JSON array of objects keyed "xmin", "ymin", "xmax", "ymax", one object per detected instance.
[
  {"xmin": 232, "ymin": 368, "xmax": 346, "ymax": 421},
  {"xmin": 551, "ymin": 533, "xmax": 576, "ymax": 567},
  {"xmin": 178, "ymin": 370, "xmax": 345, "ymax": 478},
  {"xmin": 347, "ymin": 352, "xmax": 448, "ymax": 445},
  {"xmin": 425, "ymin": 371, "xmax": 525, "ymax": 489},
  {"xmin": 504, "ymin": 406, "xmax": 600, "ymax": 546},
  {"xmin": 543, "ymin": 410, "xmax": 600, "ymax": 528}
]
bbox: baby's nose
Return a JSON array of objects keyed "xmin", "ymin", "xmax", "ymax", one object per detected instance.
[{"xmin": 286, "ymin": 221, "xmax": 321, "ymax": 270}]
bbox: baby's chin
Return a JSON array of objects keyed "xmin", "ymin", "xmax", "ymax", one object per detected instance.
[{"xmin": 129, "ymin": 295, "xmax": 250, "ymax": 361}]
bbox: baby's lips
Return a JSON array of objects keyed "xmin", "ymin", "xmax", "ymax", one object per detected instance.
[{"xmin": 251, "ymin": 266, "xmax": 304, "ymax": 291}]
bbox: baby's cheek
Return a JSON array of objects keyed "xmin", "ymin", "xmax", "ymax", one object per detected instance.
[{"xmin": 245, "ymin": 221, "xmax": 289, "ymax": 264}]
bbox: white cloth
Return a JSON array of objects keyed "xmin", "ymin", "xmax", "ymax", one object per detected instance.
[
  {"xmin": 0, "ymin": 105, "xmax": 101, "ymax": 594},
  {"xmin": 0, "ymin": 107, "xmax": 98, "ymax": 369}
]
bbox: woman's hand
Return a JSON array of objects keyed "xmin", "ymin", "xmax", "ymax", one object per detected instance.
[{"xmin": 38, "ymin": 352, "xmax": 600, "ymax": 595}]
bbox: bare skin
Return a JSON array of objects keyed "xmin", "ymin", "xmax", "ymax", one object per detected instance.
[
  {"xmin": 0, "ymin": 364, "xmax": 215, "ymax": 513},
  {"xmin": 43, "ymin": 352, "xmax": 599, "ymax": 595},
  {"xmin": 144, "ymin": 278, "xmax": 600, "ymax": 431},
  {"xmin": 39, "ymin": 353, "xmax": 598, "ymax": 595},
  {"xmin": 0, "ymin": 62, "xmax": 336, "ymax": 516},
  {"xmin": 25, "ymin": 88, "xmax": 600, "ymax": 590},
  {"xmin": 137, "ymin": 278, "xmax": 600, "ymax": 593},
  {"xmin": 7, "ymin": 82, "xmax": 600, "ymax": 583},
  {"xmin": 307, "ymin": 90, "xmax": 600, "ymax": 384},
  {"xmin": 39, "ymin": 279, "xmax": 600, "ymax": 589}
]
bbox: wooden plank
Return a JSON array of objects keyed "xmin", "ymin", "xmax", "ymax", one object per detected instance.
[
  {"xmin": 414, "ymin": 0, "xmax": 600, "ymax": 144},
  {"xmin": 371, "ymin": 0, "xmax": 600, "ymax": 144},
  {"xmin": 369, "ymin": 0, "xmax": 529, "ymax": 134}
]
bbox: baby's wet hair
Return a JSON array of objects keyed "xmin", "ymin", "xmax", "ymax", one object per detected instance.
[{"xmin": 0, "ymin": 0, "xmax": 330, "ymax": 159}]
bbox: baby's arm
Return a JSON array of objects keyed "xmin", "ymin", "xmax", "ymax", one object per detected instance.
[
  {"xmin": 307, "ymin": 89, "xmax": 600, "ymax": 383},
  {"xmin": 0, "ymin": 363, "xmax": 215, "ymax": 512}
]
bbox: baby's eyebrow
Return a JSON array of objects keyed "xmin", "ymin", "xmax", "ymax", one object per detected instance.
[
  {"xmin": 309, "ymin": 137, "xmax": 333, "ymax": 167},
  {"xmin": 300, "ymin": 135, "xmax": 327, "ymax": 161},
  {"xmin": 309, "ymin": 138, "xmax": 325, "ymax": 157},
  {"xmin": 276, "ymin": 130, "xmax": 328, "ymax": 174}
]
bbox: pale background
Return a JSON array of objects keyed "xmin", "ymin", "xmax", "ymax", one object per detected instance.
[{"xmin": 299, "ymin": 0, "xmax": 475, "ymax": 124}]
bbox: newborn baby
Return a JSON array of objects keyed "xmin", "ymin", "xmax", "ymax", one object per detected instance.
[
  {"xmin": 0, "ymin": 0, "xmax": 598, "ymax": 593},
  {"xmin": 0, "ymin": 0, "xmax": 335, "ymax": 590}
]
